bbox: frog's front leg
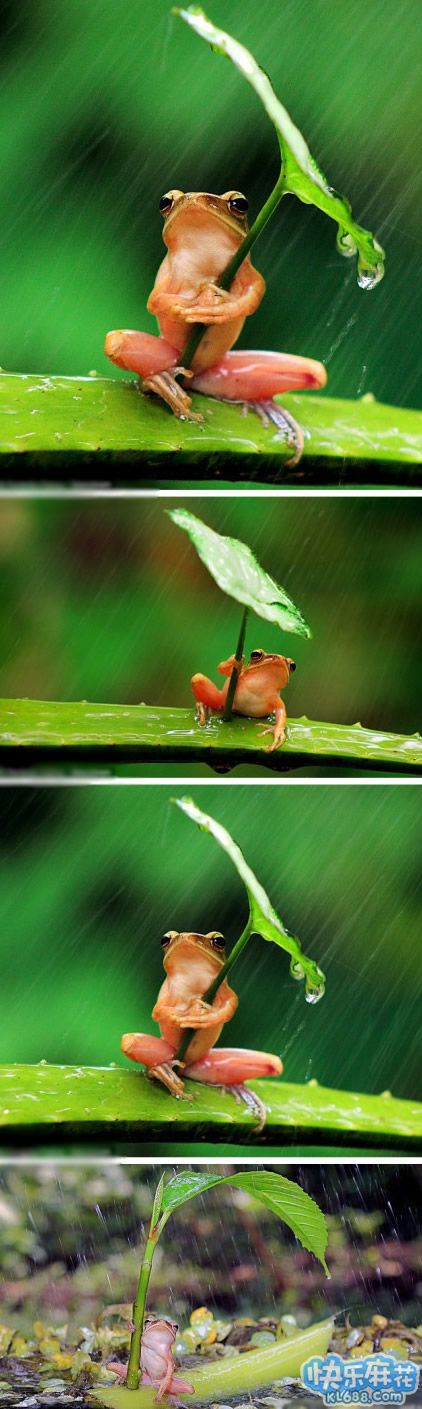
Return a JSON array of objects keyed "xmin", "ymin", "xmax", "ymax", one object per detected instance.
[
  {"xmin": 258, "ymin": 700, "xmax": 287, "ymax": 752},
  {"xmin": 185, "ymin": 1047, "xmax": 283, "ymax": 1133},
  {"xmin": 191, "ymin": 348, "xmax": 327, "ymax": 464},
  {"xmin": 103, "ymin": 329, "xmax": 203, "ymax": 423},
  {"xmin": 120, "ymin": 1032, "xmax": 189, "ymax": 1099}
]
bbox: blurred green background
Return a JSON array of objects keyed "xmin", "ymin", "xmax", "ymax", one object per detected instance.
[
  {"xmin": 0, "ymin": 785, "xmax": 420, "ymax": 1111},
  {"xmin": 0, "ymin": 0, "xmax": 421, "ymax": 406},
  {"xmin": 0, "ymin": 497, "xmax": 421, "ymax": 775}
]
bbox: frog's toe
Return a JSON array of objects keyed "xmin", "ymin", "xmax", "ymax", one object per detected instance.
[
  {"xmin": 143, "ymin": 370, "xmax": 204, "ymax": 422},
  {"xmin": 250, "ymin": 400, "xmax": 304, "ymax": 467}
]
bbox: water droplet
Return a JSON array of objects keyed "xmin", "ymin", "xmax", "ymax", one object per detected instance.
[{"xmin": 305, "ymin": 968, "xmax": 325, "ymax": 1004}]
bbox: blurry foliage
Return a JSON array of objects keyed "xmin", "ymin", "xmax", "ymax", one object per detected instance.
[
  {"xmin": 0, "ymin": 785, "xmax": 420, "ymax": 1106},
  {"xmin": 0, "ymin": 0, "xmax": 421, "ymax": 406},
  {"xmin": 0, "ymin": 1164, "xmax": 420, "ymax": 1338},
  {"xmin": 0, "ymin": 498, "xmax": 421, "ymax": 747}
]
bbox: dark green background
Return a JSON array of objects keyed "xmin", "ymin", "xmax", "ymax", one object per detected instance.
[
  {"xmin": 0, "ymin": 0, "xmax": 420, "ymax": 406},
  {"xmin": 0, "ymin": 785, "xmax": 420, "ymax": 1106},
  {"xmin": 0, "ymin": 497, "xmax": 421, "ymax": 776}
]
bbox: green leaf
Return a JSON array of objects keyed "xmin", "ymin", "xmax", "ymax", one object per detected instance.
[
  {"xmin": 174, "ymin": 6, "xmax": 385, "ymax": 290},
  {"xmin": 174, "ymin": 796, "xmax": 325, "ymax": 1001},
  {"xmin": 159, "ymin": 1169, "xmax": 329, "ymax": 1273},
  {"xmin": 169, "ymin": 508, "xmax": 311, "ymax": 638}
]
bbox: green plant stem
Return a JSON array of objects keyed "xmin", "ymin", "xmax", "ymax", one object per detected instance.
[
  {"xmin": 175, "ymin": 917, "xmax": 253, "ymax": 1064},
  {"xmin": 182, "ymin": 173, "xmax": 286, "ymax": 369},
  {"xmin": 126, "ymin": 1215, "xmax": 158, "ymax": 1388},
  {"xmin": 222, "ymin": 606, "xmax": 249, "ymax": 722}
]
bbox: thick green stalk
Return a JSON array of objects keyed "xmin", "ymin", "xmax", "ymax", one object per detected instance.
[
  {"xmin": 126, "ymin": 1179, "xmax": 164, "ymax": 1390},
  {"xmin": 1, "ymin": 699, "xmax": 421, "ymax": 772},
  {"xmin": 222, "ymin": 606, "xmax": 249, "ymax": 722},
  {"xmin": 182, "ymin": 173, "xmax": 286, "ymax": 369},
  {"xmin": 175, "ymin": 917, "xmax": 253, "ymax": 1064}
]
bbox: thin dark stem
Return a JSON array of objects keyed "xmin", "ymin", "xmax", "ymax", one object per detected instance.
[
  {"xmin": 222, "ymin": 606, "xmax": 249, "ymax": 723},
  {"xmin": 175, "ymin": 917, "xmax": 253, "ymax": 1065},
  {"xmin": 182, "ymin": 170, "xmax": 286, "ymax": 370}
]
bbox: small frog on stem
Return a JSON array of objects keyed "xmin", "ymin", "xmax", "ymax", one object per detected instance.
[
  {"xmin": 192, "ymin": 647, "xmax": 296, "ymax": 752},
  {"xmin": 121, "ymin": 930, "xmax": 282, "ymax": 1130},
  {"xmin": 104, "ymin": 190, "xmax": 326, "ymax": 463}
]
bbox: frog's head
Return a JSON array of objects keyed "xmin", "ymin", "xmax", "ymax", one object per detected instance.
[
  {"xmin": 158, "ymin": 190, "xmax": 249, "ymax": 246},
  {"xmin": 160, "ymin": 930, "xmax": 226, "ymax": 972},
  {"xmin": 143, "ymin": 1316, "xmax": 178, "ymax": 1348},
  {"xmin": 247, "ymin": 649, "xmax": 297, "ymax": 688}
]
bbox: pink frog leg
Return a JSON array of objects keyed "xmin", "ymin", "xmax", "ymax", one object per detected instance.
[
  {"xmin": 120, "ymin": 1032, "xmax": 188, "ymax": 1099},
  {"xmin": 166, "ymin": 1373, "xmax": 195, "ymax": 1397},
  {"xmin": 190, "ymin": 348, "xmax": 327, "ymax": 400},
  {"xmin": 120, "ymin": 1032, "xmax": 176, "ymax": 1067},
  {"xmin": 107, "ymin": 1361, "xmax": 128, "ymax": 1380},
  {"xmin": 104, "ymin": 327, "xmax": 203, "ymax": 423},
  {"xmin": 185, "ymin": 1047, "xmax": 282, "ymax": 1084},
  {"xmin": 104, "ymin": 329, "xmax": 180, "ymax": 378}
]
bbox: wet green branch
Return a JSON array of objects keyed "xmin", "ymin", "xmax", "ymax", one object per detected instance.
[
  {"xmin": 0, "ymin": 375, "xmax": 421, "ymax": 486},
  {"xmin": 0, "ymin": 1064, "xmax": 420, "ymax": 1152},
  {"xmin": 1, "ymin": 699, "xmax": 421, "ymax": 774}
]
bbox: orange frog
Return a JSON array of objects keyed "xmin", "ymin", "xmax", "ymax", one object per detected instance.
[
  {"xmin": 104, "ymin": 189, "xmax": 326, "ymax": 461},
  {"xmin": 192, "ymin": 647, "xmax": 296, "ymax": 751},
  {"xmin": 121, "ymin": 930, "xmax": 282, "ymax": 1129},
  {"xmin": 110, "ymin": 1316, "xmax": 194, "ymax": 1401}
]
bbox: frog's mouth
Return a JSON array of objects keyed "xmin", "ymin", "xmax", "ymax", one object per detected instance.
[
  {"xmin": 164, "ymin": 192, "xmax": 248, "ymax": 239},
  {"xmin": 164, "ymin": 933, "xmax": 225, "ymax": 964}
]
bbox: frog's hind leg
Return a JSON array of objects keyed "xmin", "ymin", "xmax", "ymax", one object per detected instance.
[
  {"xmin": 191, "ymin": 349, "xmax": 327, "ymax": 465},
  {"xmin": 191, "ymin": 673, "xmax": 226, "ymax": 719},
  {"xmin": 103, "ymin": 329, "xmax": 203, "ymax": 423},
  {"xmin": 185, "ymin": 1047, "xmax": 282, "ymax": 1132},
  {"xmin": 120, "ymin": 1032, "xmax": 190, "ymax": 1099}
]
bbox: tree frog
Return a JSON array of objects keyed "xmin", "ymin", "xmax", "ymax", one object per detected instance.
[
  {"xmin": 121, "ymin": 930, "xmax": 282, "ymax": 1129},
  {"xmin": 104, "ymin": 189, "xmax": 326, "ymax": 463},
  {"xmin": 192, "ymin": 648, "xmax": 296, "ymax": 751},
  {"xmin": 110, "ymin": 1316, "xmax": 194, "ymax": 1400}
]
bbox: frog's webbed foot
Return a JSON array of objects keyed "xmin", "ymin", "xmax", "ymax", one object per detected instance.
[
  {"xmin": 258, "ymin": 722, "xmax": 286, "ymax": 753},
  {"xmin": 225, "ymin": 1084, "xmax": 267, "ymax": 1134},
  {"xmin": 195, "ymin": 700, "xmax": 211, "ymax": 727},
  {"xmin": 148, "ymin": 1060, "xmax": 191, "ymax": 1100},
  {"xmin": 142, "ymin": 367, "xmax": 204, "ymax": 423},
  {"xmin": 258, "ymin": 702, "xmax": 287, "ymax": 753},
  {"xmin": 249, "ymin": 400, "xmax": 304, "ymax": 468}
]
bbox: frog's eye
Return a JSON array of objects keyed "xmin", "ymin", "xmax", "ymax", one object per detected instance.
[
  {"xmin": 159, "ymin": 193, "xmax": 175, "ymax": 216},
  {"xmin": 250, "ymin": 649, "xmax": 265, "ymax": 661},
  {"xmin": 227, "ymin": 192, "xmax": 249, "ymax": 217},
  {"xmin": 161, "ymin": 930, "xmax": 178, "ymax": 947},
  {"xmin": 207, "ymin": 931, "xmax": 225, "ymax": 950}
]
